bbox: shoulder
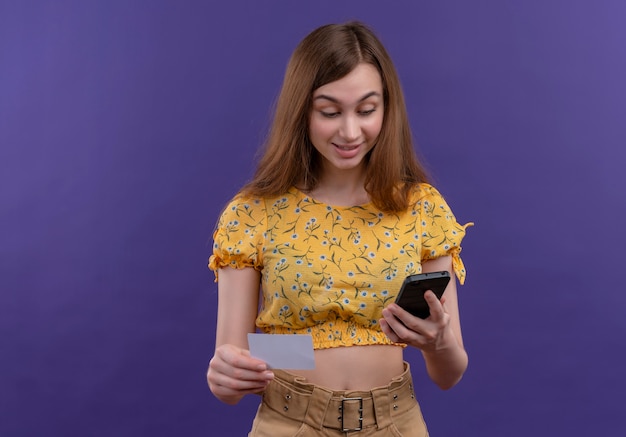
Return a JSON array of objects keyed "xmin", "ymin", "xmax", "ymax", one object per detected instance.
[
  {"xmin": 224, "ymin": 192, "xmax": 266, "ymax": 211},
  {"xmin": 214, "ymin": 192, "xmax": 268, "ymax": 229},
  {"xmin": 218, "ymin": 188, "xmax": 305, "ymax": 222},
  {"xmin": 409, "ymin": 183, "xmax": 447, "ymax": 205}
]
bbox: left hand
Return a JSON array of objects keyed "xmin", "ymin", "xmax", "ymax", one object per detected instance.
[{"xmin": 380, "ymin": 290, "xmax": 452, "ymax": 352}]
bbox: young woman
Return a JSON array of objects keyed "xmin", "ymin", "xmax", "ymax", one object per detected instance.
[{"xmin": 207, "ymin": 21, "xmax": 471, "ymax": 436}]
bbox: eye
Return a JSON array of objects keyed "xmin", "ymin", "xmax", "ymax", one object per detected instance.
[
  {"xmin": 359, "ymin": 108, "xmax": 376, "ymax": 116},
  {"xmin": 320, "ymin": 111, "xmax": 340, "ymax": 118}
]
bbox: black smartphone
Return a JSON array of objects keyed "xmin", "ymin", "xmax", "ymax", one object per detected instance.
[{"xmin": 394, "ymin": 271, "xmax": 451, "ymax": 319}]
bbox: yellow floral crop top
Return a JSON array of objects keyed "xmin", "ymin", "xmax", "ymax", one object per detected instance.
[{"xmin": 208, "ymin": 183, "xmax": 471, "ymax": 350}]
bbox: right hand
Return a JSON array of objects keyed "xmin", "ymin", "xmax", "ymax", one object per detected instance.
[{"xmin": 207, "ymin": 344, "xmax": 274, "ymax": 405}]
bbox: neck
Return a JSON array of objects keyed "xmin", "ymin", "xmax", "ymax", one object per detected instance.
[{"xmin": 307, "ymin": 166, "xmax": 369, "ymax": 207}]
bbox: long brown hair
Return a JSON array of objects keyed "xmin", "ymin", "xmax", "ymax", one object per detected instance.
[{"xmin": 241, "ymin": 21, "xmax": 430, "ymax": 212}]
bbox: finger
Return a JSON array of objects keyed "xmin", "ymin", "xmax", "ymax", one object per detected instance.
[
  {"xmin": 424, "ymin": 290, "xmax": 445, "ymax": 320},
  {"xmin": 208, "ymin": 356, "xmax": 274, "ymax": 397},
  {"xmin": 384, "ymin": 303, "xmax": 426, "ymax": 331},
  {"xmin": 213, "ymin": 360, "xmax": 274, "ymax": 383},
  {"xmin": 381, "ymin": 306, "xmax": 426, "ymax": 343},
  {"xmin": 221, "ymin": 345, "xmax": 268, "ymax": 371},
  {"xmin": 212, "ymin": 349, "xmax": 274, "ymax": 386},
  {"xmin": 381, "ymin": 305, "xmax": 409, "ymax": 332},
  {"xmin": 209, "ymin": 365, "xmax": 271, "ymax": 388},
  {"xmin": 379, "ymin": 317, "xmax": 400, "ymax": 343},
  {"xmin": 209, "ymin": 372, "xmax": 271, "ymax": 400}
]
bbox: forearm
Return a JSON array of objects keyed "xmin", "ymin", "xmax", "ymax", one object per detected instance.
[{"xmin": 421, "ymin": 329, "xmax": 468, "ymax": 390}]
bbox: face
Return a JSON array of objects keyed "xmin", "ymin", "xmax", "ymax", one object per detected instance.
[{"xmin": 309, "ymin": 63, "xmax": 384, "ymax": 176}]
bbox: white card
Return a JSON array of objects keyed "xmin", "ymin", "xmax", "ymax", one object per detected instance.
[{"xmin": 247, "ymin": 333, "xmax": 315, "ymax": 370}]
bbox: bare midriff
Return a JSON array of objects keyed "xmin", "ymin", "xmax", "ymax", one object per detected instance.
[{"xmin": 287, "ymin": 344, "xmax": 405, "ymax": 391}]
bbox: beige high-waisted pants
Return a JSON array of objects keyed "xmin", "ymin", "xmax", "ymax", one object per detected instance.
[{"xmin": 248, "ymin": 362, "xmax": 429, "ymax": 436}]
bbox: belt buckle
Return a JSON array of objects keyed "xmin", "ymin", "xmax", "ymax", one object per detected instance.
[{"xmin": 340, "ymin": 397, "xmax": 363, "ymax": 432}]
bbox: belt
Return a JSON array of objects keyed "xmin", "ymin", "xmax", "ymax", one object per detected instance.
[{"xmin": 262, "ymin": 366, "xmax": 417, "ymax": 432}]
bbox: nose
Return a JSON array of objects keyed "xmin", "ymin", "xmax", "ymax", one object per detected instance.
[{"xmin": 339, "ymin": 114, "xmax": 360, "ymax": 142}]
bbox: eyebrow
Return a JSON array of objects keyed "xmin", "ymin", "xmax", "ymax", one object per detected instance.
[{"xmin": 313, "ymin": 91, "xmax": 381, "ymax": 104}]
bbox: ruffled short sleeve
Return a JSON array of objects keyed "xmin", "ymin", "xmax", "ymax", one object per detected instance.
[
  {"xmin": 207, "ymin": 195, "xmax": 266, "ymax": 281},
  {"xmin": 417, "ymin": 184, "xmax": 473, "ymax": 284}
]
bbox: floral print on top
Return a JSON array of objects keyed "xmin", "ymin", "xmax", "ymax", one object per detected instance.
[{"xmin": 208, "ymin": 183, "xmax": 472, "ymax": 350}]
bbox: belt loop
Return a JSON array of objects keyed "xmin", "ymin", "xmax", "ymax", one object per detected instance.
[
  {"xmin": 371, "ymin": 388, "xmax": 392, "ymax": 429},
  {"xmin": 304, "ymin": 386, "xmax": 332, "ymax": 430}
]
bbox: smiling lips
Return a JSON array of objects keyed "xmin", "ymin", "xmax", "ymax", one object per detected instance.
[
  {"xmin": 333, "ymin": 142, "xmax": 361, "ymax": 158},
  {"xmin": 334, "ymin": 143, "xmax": 360, "ymax": 150}
]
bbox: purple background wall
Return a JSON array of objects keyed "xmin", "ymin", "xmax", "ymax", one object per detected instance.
[{"xmin": 2, "ymin": 1, "xmax": 625, "ymax": 436}]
